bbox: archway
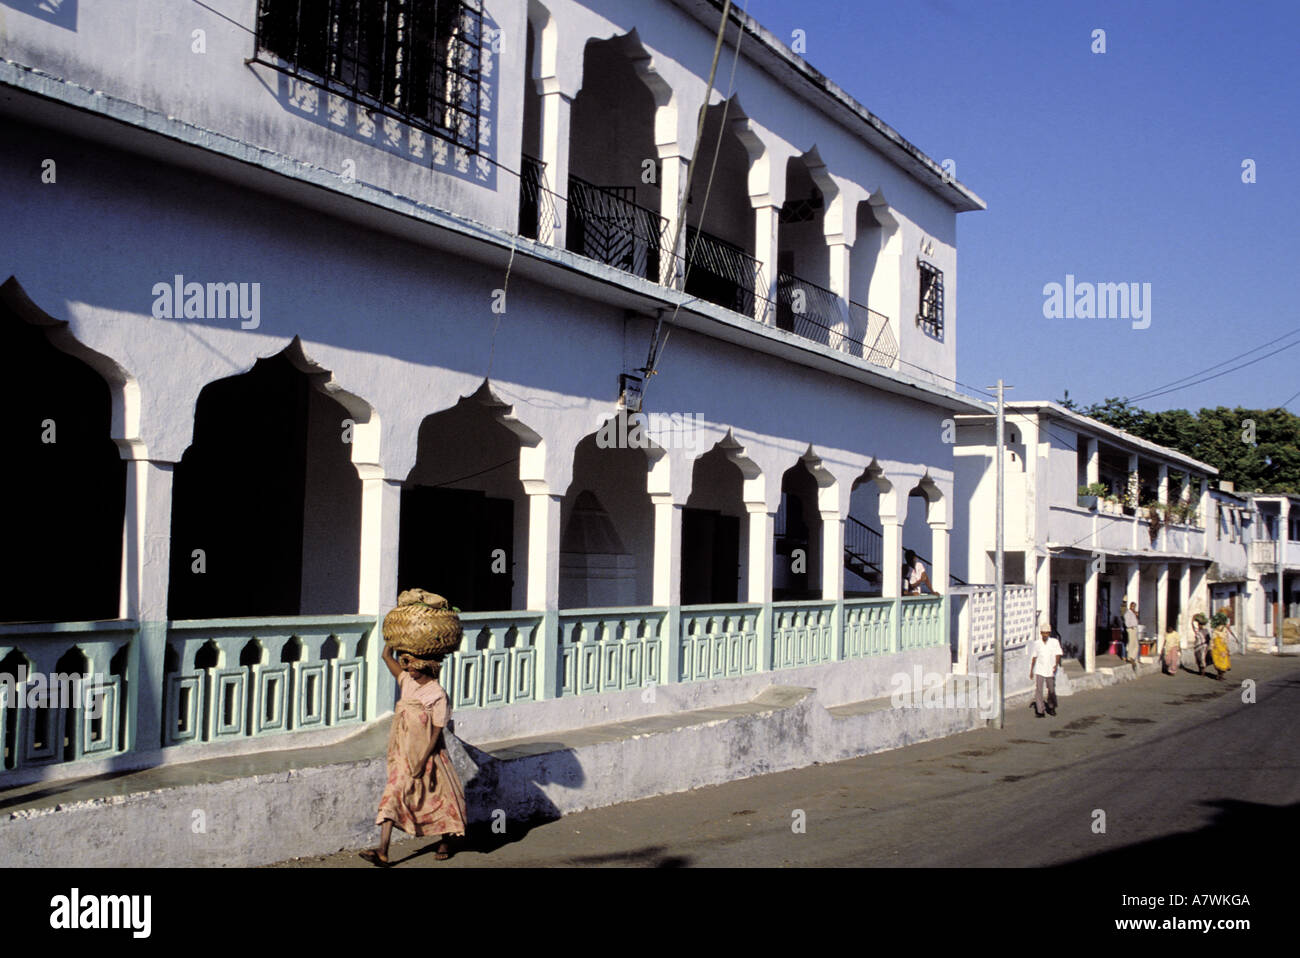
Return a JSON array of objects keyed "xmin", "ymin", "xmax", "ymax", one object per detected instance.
[
  {"xmin": 167, "ymin": 344, "xmax": 363, "ymax": 619},
  {"xmin": 0, "ymin": 294, "xmax": 126, "ymax": 622}
]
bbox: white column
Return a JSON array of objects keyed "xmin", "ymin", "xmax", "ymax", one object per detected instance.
[
  {"xmin": 753, "ymin": 203, "xmax": 780, "ymax": 323},
  {"xmin": 881, "ymin": 513, "xmax": 903, "ymax": 598},
  {"xmin": 1127, "ymin": 453, "xmax": 1141, "ymax": 549},
  {"xmin": 1084, "ymin": 558, "xmax": 1098, "ymax": 672},
  {"xmin": 1157, "ymin": 464, "xmax": 1169, "ymax": 550},
  {"xmin": 357, "ymin": 476, "xmax": 401, "ymax": 617},
  {"xmin": 120, "ymin": 458, "xmax": 175, "ymax": 751},
  {"xmin": 525, "ymin": 487, "xmax": 563, "ymax": 699},
  {"xmin": 745, "ymin": 503, "xmax": 775, "ymax": 603},
  {"xmin": 525, "ymin": 489, "xmax": 563, "ymax": 611},
  {"xmin": 1177, "ymin": 562, "xmax": 1191, "ymax": 632},
  {"xmin": 1036, "ymin": 554, "xmax": 1052, "ymax": 627},
  {"xmin": 358, "ymin": 475, "xmax": 402, "ymax": 717},
  {"xmin": 1156, "ymin": 562, "xmax": 1170, "ymax": 640},
  {"xmin": 928, "ymin": 519, "xmax": 950, "ymax": 596},
  {"xmin": 1125, "ymin": 563, "xmax": 1141, "ymax": 623},
  {"xmin": 1085, "ymin": 437, "xmax": 1100, "ymax": 486},
  {"xmin": 658, "ymin": 152, "xmax": 689, "ymax": 288},
  {"xmin": 539, "ymin": 86, "xmax": 572, "ymax": 250},
  {"xmin": 651, "ymin": 495, "xmax": 683, "ymax": 607},
  {"xmin": 821, "ymin": 509, "xmax": 845, "ymax": 601}
]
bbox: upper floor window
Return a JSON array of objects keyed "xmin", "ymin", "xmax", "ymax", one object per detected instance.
[
  {"xmin": 917, "ymin": 259, "xmax": 944, "ymax": 338},
  {"xmin": 255, "ymin": 0, "xmax": 484, "ymax": 152}
]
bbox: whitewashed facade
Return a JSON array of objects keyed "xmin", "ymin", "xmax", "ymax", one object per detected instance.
[{"xmin": 0, "ymin": 0, "xmax": 987, "ymax": 783}]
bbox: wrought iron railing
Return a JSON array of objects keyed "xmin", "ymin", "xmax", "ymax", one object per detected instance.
[
  {"xmin": 518, "ymin": 154, "xmax": 557, "ymax": 244},
  {"xmin": 254, "ymin": 0, "xmax": 486, "ymax": 152},
  {"xmin": 845, "ymin": 515, "xmax": 882, "ymax": 577},
  {"xmin": 680, "ymin": 226, "xmax": 772, "ymax": 321},
  {"xmin": 848, "ymin": 300, "xmax": 899, "ymax": 368},
  {"xmin": 565, "ymin": 175, "xmax": 666, "ymax": 282},
  {"xmin": 777, "ymin": 272, "xmax": 845, "ymax": 349}
]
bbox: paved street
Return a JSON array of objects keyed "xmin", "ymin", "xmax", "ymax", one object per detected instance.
[{"xmin": 277, "ymin": 653, "xmax": 1300, "ymax": 868}]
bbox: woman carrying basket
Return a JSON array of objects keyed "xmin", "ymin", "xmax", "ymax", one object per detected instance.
[{"xmin": 360, "ymin": 590, "xmax": 468, "ymax": 867}]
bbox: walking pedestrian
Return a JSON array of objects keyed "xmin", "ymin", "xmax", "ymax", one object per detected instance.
[
  {"xmin": 361, "ymin": 591, "xmax": 469, "ymax": 867},
  {"xmin": 1190, "ymin": 613, "xmax": 1210, "ymax": 677},
  {"xmin": 1161, "ymin": 619, "xmax": 1181, "ymax": 675},
  {"xmin": 1029, "ymin": 621, "xmax": 1063, "ymax": 718},
  {"xmin": 1209, "ymin": 612, "xmax": 1232, "ymax": 681}
]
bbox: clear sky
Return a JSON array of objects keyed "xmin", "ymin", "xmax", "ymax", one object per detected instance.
[{"xmin": 739, "ymin": 0, "xmax": 1300, "ymax": 413}]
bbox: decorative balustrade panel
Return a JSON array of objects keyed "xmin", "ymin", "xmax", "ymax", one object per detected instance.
[
  {"xmin": 681, "ymin": 226, "xmax": 769, "ymax": 318},
  {"xmin": 448, "ymin": 611, "xmax": 545, "ymax": 710},
  {"xmin": 900, "ymin": 596, "xmax": 945, "ymax": 650},
  {"xmin": 965, "ymin": 586, "xmax": 1036, "ymax": 657},
  {"xmin": 558, "ymin": 608, "xmax": 665, "ymax": 696},
  {"xmin": 0, "ymin": 621, "xmax": 135, "ymax": 774},
  {"xmin": 162, "ymin": 616, "xmax": 372, "ymax": 747},
  {"xmin": 771, "ymin": 601, "xmax": 836, "ymax": 669},
  {"xmin": 843, "ymin": 599, "xmax": 894, "ymax": 658},
  {"xmin": 679, "ymin": 605, "xmax": 762, "ymax": 682}
]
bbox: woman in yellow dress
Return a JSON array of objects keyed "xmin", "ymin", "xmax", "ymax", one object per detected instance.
[{"xmin": 1209, "ymin": 612, "xmax": 1232, "ymax": 681}]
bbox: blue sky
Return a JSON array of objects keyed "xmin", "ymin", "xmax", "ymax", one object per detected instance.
[{"xmin": 740, "ymin": 0, "xmax": 1300, "ymax": 413}]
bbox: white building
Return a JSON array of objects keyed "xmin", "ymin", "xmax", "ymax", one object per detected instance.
[
  {"xmin": 953, "ymin": 402, "xmax": 1218, "ymax": 669},
  {"xmin": 0, "ymin": 0, "xmax": 987, "ymax": 784},
  {"xmin": 1244, "ymin": 493, "xmax": 1300, "ymax": 647}
]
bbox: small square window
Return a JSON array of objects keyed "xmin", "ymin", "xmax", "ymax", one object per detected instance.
[{"xmin": 917, "ymin": 260, "xmax": 944, "ymax": 338}]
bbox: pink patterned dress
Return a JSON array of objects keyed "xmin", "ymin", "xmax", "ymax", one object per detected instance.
[{"xmin": 375, "ymin": 673, "xmax": 468, "ymax": 838}]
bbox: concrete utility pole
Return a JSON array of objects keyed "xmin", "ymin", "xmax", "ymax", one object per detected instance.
[{"xmin": 990, "ymin": 379, "xmax": 1010, "ymax": 729}]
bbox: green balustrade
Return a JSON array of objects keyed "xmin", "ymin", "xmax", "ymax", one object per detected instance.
[{"xmin": 771, "ymin": 601, "xmax": 837, "ymax": 669}]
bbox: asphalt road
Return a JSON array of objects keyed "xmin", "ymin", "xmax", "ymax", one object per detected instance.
[{"xmin": 277, "ymin": 652, "xmax": 1300, "ymax": 869}]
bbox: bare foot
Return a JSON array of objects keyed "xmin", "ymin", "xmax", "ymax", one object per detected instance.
[{"xmin": 359, "ymin": 848, "xmax": 392, "ymax": 867}]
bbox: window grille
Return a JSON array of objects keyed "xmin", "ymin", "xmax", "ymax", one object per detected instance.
[
  {"xmin": 254, "ymin": 0, "xmax": 485, "ymax": 152},
  {"xmin": 917, "ymin": 259, "xmax": 944, "ymax": 338}
]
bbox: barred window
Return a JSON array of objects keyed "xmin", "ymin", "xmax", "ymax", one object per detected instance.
[
  {"xmin": 917, "ymin": 259, "xmax": 944, "ymax": 338},
  {"xmin": 255, "ymin": 0, "xmax": 484, "ymax": 152}
]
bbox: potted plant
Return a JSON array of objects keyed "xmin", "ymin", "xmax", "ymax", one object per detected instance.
[
  {"xmin": 1146, "ymin": 501, "xmax": 1163, "ymax": 544},
  {"xmin": 1078, "ymin": 482, "xmax": 1107, "ymax": 510}
]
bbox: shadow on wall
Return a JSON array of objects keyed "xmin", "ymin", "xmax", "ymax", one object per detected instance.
[
  {"xmin": 1, "ymin": 0, "xmax": 77, "ymax": 31},
  {"xmin": 258, "ymin": 10, "xmax": 500, "ymax": 192},
  {"xmin": 447, "ymin": 733, "xmax": 585, "ymax": 829}
]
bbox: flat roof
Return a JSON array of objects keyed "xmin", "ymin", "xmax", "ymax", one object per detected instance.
[{"xmin": 959, "ymin": 401, "xmax": 1218, "ymax": 475}]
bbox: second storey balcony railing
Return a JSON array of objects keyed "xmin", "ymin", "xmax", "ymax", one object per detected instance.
[
  {"xmin": 518, "ymin": 155, "xmax": 557, "ymax": 245},
  {"xmin": 848, "ymin": 300, "xmax": 899, "ymax": 369},
  {"xmin": 681, "ymin": 226, "xmax": 772, "ymax": 322},
  {"xmin": 565, "ymin": 175, "xmax": 666, "ymax": 283}
]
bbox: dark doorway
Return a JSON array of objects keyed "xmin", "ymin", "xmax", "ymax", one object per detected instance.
[
  {"xmin": 398, "ymin": 487, "xmax": 513, "ymax": 612},
  {"xmin": 681, "ymin": 507, "xmax": 740, "ymax": 605},
  {"xmin": 1, "ymin": 306, "xmax": 125, "ymax": 622}
]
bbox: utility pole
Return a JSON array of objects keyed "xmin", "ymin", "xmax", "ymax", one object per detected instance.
[{"xmin": 989, "ymin": 380, "xmax": 1011, "ymax": 728}]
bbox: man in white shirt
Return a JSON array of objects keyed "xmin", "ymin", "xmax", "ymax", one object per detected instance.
[
  {"xmin": 1029, "ymin": 621, "xmax": 1063, "ymax": 718},
  {"xmin": 902, "ymin": 549, "xmax": 933, "ymax": 596}
]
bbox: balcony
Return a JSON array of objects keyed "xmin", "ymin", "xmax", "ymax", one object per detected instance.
[
  {"xmin": 516, "ymin": 170, "xmax": 899, "ymax": 371},
  {"xmin": 682, "ymin": 226, "xmax": 768, "ymax": 321},
  {"xmin": 565, "ymin": 174, "xmax": 665, "ymax": 283}
]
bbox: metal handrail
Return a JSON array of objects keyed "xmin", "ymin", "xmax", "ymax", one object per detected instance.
[
  {"xmin": 518, "ymin": 154, "xmax": 557, "ymax": 244},
  {"xmin": 565, "ymin": 174, "xmax": 666, "ymax": 282},
  {"xmin": 848, "ymin": 300, "xmax": 899, "ymax": 368}
]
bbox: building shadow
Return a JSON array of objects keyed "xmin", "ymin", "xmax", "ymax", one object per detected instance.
[{"xmin": 1050, "ymin": 798, "xmax": 1300, "ymax": 872}]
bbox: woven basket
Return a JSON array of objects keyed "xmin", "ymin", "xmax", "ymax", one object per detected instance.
[{"xmin": 383, "ymin": 589, "xmax": 463, "ymax": 658}]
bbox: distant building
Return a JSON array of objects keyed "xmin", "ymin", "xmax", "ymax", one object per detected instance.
[{"xmin": 954, "ymin": 402, "xmax": 1218, "ymax": 668}]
